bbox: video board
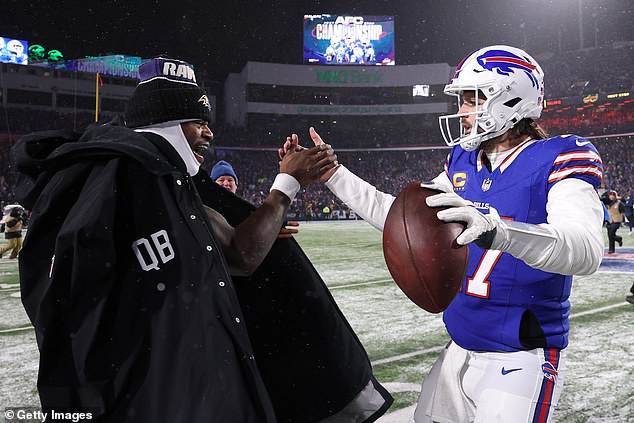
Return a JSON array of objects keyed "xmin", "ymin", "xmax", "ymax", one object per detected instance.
[
  {"xmin": 0, "ymin": 37, "xmax": 28, "ymax": 65},
  {"xmin": 303, "ymin": 15, "xmax": 395, "ymax": 66}
]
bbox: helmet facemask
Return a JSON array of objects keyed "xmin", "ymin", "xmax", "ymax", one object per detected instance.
[{"xmin": 439, "ymin": 85, "xmax": 506, "ymax": 152}]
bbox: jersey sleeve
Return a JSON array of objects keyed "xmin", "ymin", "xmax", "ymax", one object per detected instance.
[
  {"xmin": 325, "ymin": 165, "xmax": 395, "ymax": 231},
  {"xmin": 494, "ymin": 178, "xmax": 604, "ymax": 276},
  {"xmin": 547, "ymin": 136, "xmax": 603, "ymax": 190}
]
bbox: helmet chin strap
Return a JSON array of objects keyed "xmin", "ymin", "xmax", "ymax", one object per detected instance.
[
  {"xmin": 459, "ymin": 112, "xmax": 499, "ymax": 151},
  {"xmin": 461, "ymin": 121, "xmax": 509, "ymax": 151}
]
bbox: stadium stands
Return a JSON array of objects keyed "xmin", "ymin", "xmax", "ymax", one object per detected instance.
[
  {"xmin": 208, "ymin": 135, "xmax": 633, "ymax": 221},
  {"xmin": 539, "ymin": 45, "xmax": 633, "ymax": 98},
  {"xmin": 541, "ymin": 103, "xmax": 634, "ymax": 136},
  {"xmin": 0, "ymin": 44, "xmax": 632, "ymax": 215}
]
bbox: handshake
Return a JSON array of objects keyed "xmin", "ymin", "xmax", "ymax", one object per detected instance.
[
  {"xmin": 275, "ymin": 127, "xmax": 535, "ymax": 255},
  {"xmin": 276, "ymin": 127, "xmax": 504, "ymax": 251},
  {"xmin": 277, "ymin": 127, "xmax": 340, "ymax": 185}
]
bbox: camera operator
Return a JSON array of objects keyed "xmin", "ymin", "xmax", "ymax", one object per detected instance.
[
  {"xmin": 0, "ymin": 206, "xmax": 27, "ymax": 259},
  {"xmin": 603, "ymin": 190, "xmax": 625, "ymax": 254}
]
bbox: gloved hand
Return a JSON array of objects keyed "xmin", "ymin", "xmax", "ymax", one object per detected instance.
[
  {"xmin": 420, "ymin": 180, "xmax": 453, "ymax": 194},
  {"xmin": 422, "ymin": 182, "xmax": 502, "ymax": 249}
]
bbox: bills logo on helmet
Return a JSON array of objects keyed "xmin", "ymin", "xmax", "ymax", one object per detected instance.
[
  {"xmin": 476, "ymin": 49, "xmax": 540, "ymax": 87},
  {"xmin": 541, "ymin": 361, "xmax": 559, "ymax": 382}
]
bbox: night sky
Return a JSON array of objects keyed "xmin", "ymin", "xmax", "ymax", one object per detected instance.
[{"xmin": 3, "ymin": 0, "xmax": 632, "ymax": 92}]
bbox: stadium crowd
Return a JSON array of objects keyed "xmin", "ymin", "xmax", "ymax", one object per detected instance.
[
  {"xmin": 540, "ymin": 45, "xmax": 633, "ymax": 98},
  {"xmin": 3, "ymin": 129, "xmax": 629, "ymax": 221},
  {"xmin": 0, "ymin": 44, "xmax": 633, "ymax": 218},
  {"xmin": 540, "ymin": 103, "xmax": 634, "ymax": 136},
  {"xmin": 211, "ymin": 100, "xmax": 634, "ymax": 150},
  {"xmin": 210, "ymin": 135, "xmax": 633, "ymax": 221},
  {"xmin": 1, "ymin": 113, "xmax": 632, "ymax": 220}
]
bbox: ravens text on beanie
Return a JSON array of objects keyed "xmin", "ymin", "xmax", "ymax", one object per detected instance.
[{"xmin": 124, "ymin": 57, "xmax": 213, "ymax": 128}]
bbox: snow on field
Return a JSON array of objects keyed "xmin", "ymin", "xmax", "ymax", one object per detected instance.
[
  {"xmin": 330, "ymin": 283, "xmax": 448, "ymax": 358},
  {"xmin": 298, "ymin": 222, "xmax": 634, "ymax": 422},
  {"xmin": 557, "ymin": 309, "xmax": 634, "ymax": 422},
  {"xmin": 0, "ymin": 290, "xmax": 30, "ymax": 330},
  {"xmin": 0, "ymin": 331, "xmax": 39, "ymax": 408},
  {"xmin": 0, "ymin": 221, "xmax": 632, "ymax": 422}
]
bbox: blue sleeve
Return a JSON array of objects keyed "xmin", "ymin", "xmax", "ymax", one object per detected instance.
[{"xmin": 547, "ymin": 135, "xmax": 603, "ymax": 190}]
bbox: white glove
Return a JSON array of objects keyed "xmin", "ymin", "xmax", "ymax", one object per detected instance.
[
  {"xmin": 420, "ymin": 180, "xmax": 453, "ymax": 194},
  {"xmin": 423, "ymin": 184, "xmax": 502, "ymax": 248}
]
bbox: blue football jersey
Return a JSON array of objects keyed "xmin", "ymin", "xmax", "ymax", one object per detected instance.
[{"xmin": 443, "ymin": 135, "xmax": 603, "ymax": 352}]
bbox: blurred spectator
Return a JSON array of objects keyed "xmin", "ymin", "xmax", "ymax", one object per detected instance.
[
  {"xmin": 604, "ymin": 190, "xmax": 625, "ymax": 254},
  {"xmin": 211, "ymin": 160, "xmax": 239, "ymax": 194},
  {"xmin": 322, "ymin": 205, "xmax": 331, "ymax": 220},
  {"xmin": 209, "ymin": 157, "xmax": 299, "ymax": 238},
  {"xmin": 0, "ymin": 205, "xmax": 27, "ymax": 259}
]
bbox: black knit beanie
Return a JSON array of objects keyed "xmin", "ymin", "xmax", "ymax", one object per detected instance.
[{"xmin": 124, "ymin": 57, "xmax": 213, "ymax": 128}]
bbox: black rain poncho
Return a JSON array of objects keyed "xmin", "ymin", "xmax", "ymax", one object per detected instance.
[{"xmin": 13, "ymin": 124, "xmax": 392, "ymax": 422}]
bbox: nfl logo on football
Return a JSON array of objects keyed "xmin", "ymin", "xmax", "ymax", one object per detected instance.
[{"xmin": 481, "ymin": 178, "xmax": 492, "ymax": 192}]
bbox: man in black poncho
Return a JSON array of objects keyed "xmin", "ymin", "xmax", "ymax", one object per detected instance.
[{"xmin": 13, "ymin": 57, "xmax": 392, "ymax": 422}]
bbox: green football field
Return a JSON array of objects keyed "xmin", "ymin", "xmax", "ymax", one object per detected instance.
[{"xmin": 1, "ymin": 221, "xmax": 633, "ymax": 422}]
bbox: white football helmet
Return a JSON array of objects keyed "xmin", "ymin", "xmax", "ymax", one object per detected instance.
[
  {"xmin": 439, "ymin": 45, "xmax": 544, "ymax": 151},
  {"xmin": 7, "ymin": 39, "xmax": 24, "ymax": 55}
]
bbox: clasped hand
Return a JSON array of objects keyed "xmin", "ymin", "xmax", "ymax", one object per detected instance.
[
  {"xmin": 279, "ymin": 132, "xmax": 338, "ymax": 186},
  {"xmin": 279, "ymin": 128, "xmax": 340, "ymax": 183}
]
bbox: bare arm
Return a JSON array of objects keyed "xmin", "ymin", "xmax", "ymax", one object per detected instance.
[
  {"xmin": 206, "ymin": 142, "xmax": 337, "ymax": 276},
  {"xmin": 325, "ymin": 165, "xmax": 395, "ymax": 231},
  {"xmin": 203, "ymin": 190, "xmax": 292, "ymax": 276}
]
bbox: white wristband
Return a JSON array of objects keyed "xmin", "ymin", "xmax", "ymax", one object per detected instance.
[{"xmin": 270, "ymin": 173, "xmax": 300, "ymax": 201}]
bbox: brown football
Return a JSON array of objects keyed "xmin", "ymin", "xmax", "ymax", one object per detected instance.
[{"xmin": 382, "ymin": 183, "xmax": 468, "ymax": 313}]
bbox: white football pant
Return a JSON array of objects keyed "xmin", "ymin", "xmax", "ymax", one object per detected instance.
[{"xmin": 414, "ymin": 341, "xmax": 565, "ymax": 423}]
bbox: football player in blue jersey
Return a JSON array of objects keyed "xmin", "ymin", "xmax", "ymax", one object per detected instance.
[{"xmin": 281, "ymin": 45, "xmax": 604, "ymax": 423}]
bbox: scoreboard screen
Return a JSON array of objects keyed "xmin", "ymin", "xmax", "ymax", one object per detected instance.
[
  {"xmin": 303, "ymin": 15, "xmax": 395, "ymax": 66},
  {"xmin": 0, "ymin": 37, "xmax": 28, "ymax": 65}
]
